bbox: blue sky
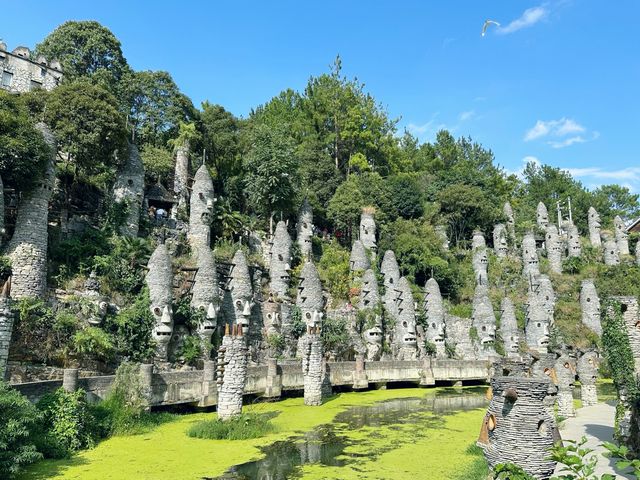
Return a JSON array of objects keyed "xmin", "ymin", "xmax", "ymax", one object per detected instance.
[{"xmin": 2, "ymin": 1, "xmax": 639, "ymax": 190}]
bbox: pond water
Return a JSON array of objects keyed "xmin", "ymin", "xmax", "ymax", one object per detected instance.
[{"xmin": 211, "ymin": 387, "xmax": 488, "ymax": 480}]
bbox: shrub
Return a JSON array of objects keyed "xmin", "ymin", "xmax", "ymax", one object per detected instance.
[
  {"xmin": 318, "ymin": 241, "xmax": 350, "ymax": 302},
  {"xmin": 0, "ymin": 382, "xmax": 42, "ymax": 478},
  {"xmin": 72, "ymin": 327, "xmax": 115, "ymax": 361},
  {"xmin": 178, "ymin": 335, "xmax": 202, "ymax": 366},
  {"xmin": 187, "ymin": 413, "xmax": 274, "ymax": 440},
  {"xmin": 321, "ymin": 315, "xmax": 351, "ymax": 358}
]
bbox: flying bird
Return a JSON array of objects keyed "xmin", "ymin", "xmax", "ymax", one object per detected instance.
[{"xmin": 481, "ymin": 19, "xmax": 501, "ymax": 37}]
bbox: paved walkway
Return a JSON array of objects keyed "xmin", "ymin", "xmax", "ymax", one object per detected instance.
[{"xmin": 555, "ymin": 402, "xmax": 632, "ymax": 479}]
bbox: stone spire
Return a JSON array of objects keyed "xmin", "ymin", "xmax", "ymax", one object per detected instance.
[
  {"xmin": 188, "ymin": 164, "xmax": 215, "ymax": 253},
  {"xmin": 349, "ymin": 240, "xmax": 370, "ymax": 273},
  {"xmin": 521, "ymin": 232, "xmax": 540, "ymax": 279},
  {"xmin": 472, "ymin": 230, "xmax": 486, "ymax": 250},
  {"xmin": 6, "ymin": 123, "xmax": 56, "ymax": 298},
  {"xmin": 191, "ymin": 247, "xmax": 220, "ymax": 357},
  {"xmin": 394, "ymin": 277, "xmax": 418, "ymax": 360},
  {"xmin": 0, "ymin": 175, "xmax": 4, "ymax": 239},
  {"xmin": 216, "ymin": 325, "xmax": 248, "ymax": 419},
  {"xmin": 614, "ymin": 216, "xmax": 629, "ymax": 255},
  {"xmin": 603, "ymin": 234, "xmax": 620, "ymax": 266},
  {"xmin": 493, "ymin": 224, "xmax": 508, "ymax": 258},
  {"xmin": 113, "ymin": 143, "xmax": 144, "ymax": 237},
  {"xmin": 445, "ymin": 314, "xmax": 475, "ymax": 359},
  {"xmin": 503, "ymin": 202, "xmax": 515, "ymax": 240},
  {"xmin": 471, "ymin": 284, "xmax": 497, "ymax": 359},
  {"xmin": 359, "ymin": 269, "xmax": 382, "ymax": 361},
  {"xmin": 524, "ymin": 285, "xmax": 550, "ymax": 354},
  {"xmin": 577, "ymin": 350, "xmax": 599, "ymax": 406},
  {"xmin": 359, "ymin": 208, "xmax": 377, "ymax": 252},
  {"xmin": 269, "ymin": 221, "xmax": 292, "ymax": 299},
  {"xmin": 173, "ymin": 143, "xmax": 190, "ymax": 217},
  {"xmin": 435, "ymin": 225, "xmax": 450, "ymax": 251},
  {"xmin": 146, "ymin": 244, "xmax": 174, "ymax": 361},
  {"xmin": 499, "ymin": 297, "xmax": 520, "ymax": 358},
  {"xmin": 472, "ymin": 247, "xmax": 489, "ymax": 286},
  {"xmin": 535, "ymin": 275, "xmax": 556, "ymax": 324},
  {"xmin": 545, "ymin": 224, "xmax": 563, "ymax": 274},
  {"xmin": 297, "ymin": 261, "xmax": 324, "ymax": 330},
  {"xmin": 588, "ymin": 207, "xmax": 602, "ymax": 247},
  {"xmin": 423, "ymin": 278, "xmax": 446, "ymax": 358},
  {"xmin": 296, "ymin": 198, "xmax": 314, "ymax": 259},
  {"xmin": 224, "ymin": 250, "xmax": 254, "ymax": 334},
  {"xmin": 536, "ymin": 202, "xmax": 549, "ymax": 230},
  {"xmin": 580, "ymin": 279, "xmax": 601, "ymax": 335},
  {"xmin": 381, "ymin": 250, "xmax": 401, "ymax": 320},
  {"xmin": 566, "ymin": 222, "xmax": 581, "ymax": 258},
  {"xmin": 0, "ymin": 278, "xmax": 14, "ymax": 379}
]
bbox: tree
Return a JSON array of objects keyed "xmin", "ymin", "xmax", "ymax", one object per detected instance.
[
  {"xmin": 243, "ymin": 124, "xmax": 299, "ymax": 223},
  {"xmin": 592, "ymin": 184, "xmax": 640, "ymax": 224},
  {"xmin": 35, "ymin": 21, "xmax": 129, "ymax": 93},
  {"xmin": 0, "ymin": 91, "xmax": 51, "ymax": 192},
  {"xmin": 388, "ymin": 173, "xmax": 424, "ymax": 219},
  {"xmin": 200, "ymin": 102, "xmax": 241, "ymax": 187},
  {"xmin": 326, "ymin": 178, "xmax": 365, "ymax": 240}
]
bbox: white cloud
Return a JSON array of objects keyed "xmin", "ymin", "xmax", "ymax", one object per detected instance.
[
  {"xmin": 555, "ymin": 118, "xmax": 585, "ymax": 136},
  {"xmin": 565, "ymin": 166, "xmax": 640, "ymax": 183},
  {"xmin": 524, "ymin": 118, "xmax": 597, "ymax": 148},
  {"xmin": 498, "ymin": 6, "xmax": 548, "ymax": 35},
  {"xmin": 524, "ymin": 120, "xmax": 552, "ymax": 141},
  {"xmin": 549, "ymin": 135, "xmax": 586, "ymax": 148},
  {"xmin": 459, "ymin": 110, "xmax": 475, "ymax": 121}
]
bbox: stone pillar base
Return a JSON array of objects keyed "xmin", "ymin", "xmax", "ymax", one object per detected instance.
[
  {"xmin": 557, "ymin": 391, "xmax": 575, "ymax": 418},
  {"xmin": 62, "ymin": 368, "xmax": 79, "ymax": 393},
  {"xmin": 420, "ymin": 358, "xmax": 435, "ymax": 386},
  {"xmin": 581, "ymin": 384, "xmax": 598, "ymax": 407}
]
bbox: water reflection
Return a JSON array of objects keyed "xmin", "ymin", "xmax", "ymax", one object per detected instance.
[{"xmin": 210, "ymin": 387, "xmax": 488, "ymax": 480}]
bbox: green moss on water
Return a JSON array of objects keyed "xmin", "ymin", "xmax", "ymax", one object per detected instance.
[{"xmin": 20, "ymin": 388, "xmax": 488, "ymax": 480}]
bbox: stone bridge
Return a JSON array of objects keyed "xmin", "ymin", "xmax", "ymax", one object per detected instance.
[{"xmin": 12, "ymin": 358, "xmax": 490, "ymax": 407}]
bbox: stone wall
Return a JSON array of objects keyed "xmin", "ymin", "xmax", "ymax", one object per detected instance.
[
  {"xmin": 112, "ymin": 143, "xmax": 144, "ymax": 237},
  {"xmin": 0, "ymin": 44, "xmax": 62, "ymax": 93},
  {"xmin": 6, "ymin": 123, "xmax": 55, "ymax": 298}
]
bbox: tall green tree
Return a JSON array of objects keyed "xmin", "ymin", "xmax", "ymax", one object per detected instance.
[
  {"xmin": 200, "ymin": 102, "xmax": 241, "ymax": 187},
  {"xmin": 592, "ymin": 184, "xmax": 640, "ymax": 224}
]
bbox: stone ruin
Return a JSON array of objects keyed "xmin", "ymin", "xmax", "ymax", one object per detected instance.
[
  {"xmin": 394, "ymin": 277, "xmax": 418, "ymax": 360},
  {"xmin": 191, "ymin": 247, "xmax": 220, "ymax": 358},
  {"xmin": 381, "ymin": 250, "xmax": 401, "ymax": 321},
  {"xmin": 577, "ymin": 350, "xmax": 599, "ymax": 406},
  {"xmin": 0, "ymin": 279, "xmax": 13, "ymax": 380},
  {"xmin": 297, "ymin": 260, "xmax": 324, "ymax": 331},
  {"xmin": 493, "ymin": 224, "xmax": 508, "ymax": 258},
  {"xmin": 554, "ymin": 351, "xmax": 576, "ymax": 418},
  {"xmin": 588, "ymin": 207, "xmax": 602, "ymax": 247},
  {"xmin": 603, "ymin": 234, "xmax": 620, "ymax": 266},
  {"xmin": 296, "ymin": 199, "xmax": 314, "ymax": 259},
  {"xmin": 500, "ymin": 297, "xmax": 520, "ymax": 358},
  {"xmin": 113, "ymin": 143, "xmax": 144, "ymax": 238},
  {"xmin": 522, "ymin": 232, "xmax": 540, "ymax": 279},
  {"xmin": 359, "ymin": 208, "xmax": 377, "ymax": 253},
  {"xmin": 216, "ymin": 324, "xmax": 248, "ymax": 420},
  {"xmin": 423, "ymin": 278, "xmax": 446, "ymax": 358},
  {"xmin": 146, "ymin": 244, "xmax": 174, "ymax": 362},
  {"xmin": 6, "ymin": 123, "xmax": 56, "ymax": 298},
  {"xmin": 478, "ymin": 376, "xmax": 559, "ymax": 480},
  {"xmin": 536, "ymin": 202, "xmax": 550, "ymax": 230},
  {"xmin": 349, "ymin": 240, "xmax": 370, "ymax": 273},
  {"xmin": 187, "ymin": 164, "xmax": 215, "ymax": 253},
  {"xmin": 358, "ymin": 269, "xmax": 382, "ymax": 361},
  {"xmin": 301, "ymin": 326, "xmax": 327, "ymax": 406},
  {"xmin": 269, "ymin": 221, "xmax": 292, "ymax": 299},
  {"xmin": 471, "ymin": 284, "xmax": 497, "ymax": 359},
  {"xmin": 614, "ymin": 215, "xmax": 630, "ymax": 255},
  {"xmin": 223, "ymin": 250, "xmax": 254, "ymax": 335},
  {"xmin": 445, "ymin": 314, "xmax": 475, "ymax": 359},
  {"xmin": 435, "ymin": 225, "xmax": 450, "ymax": 250},
  {"xmin": 566, "ymin": 221, "xmax": 581, "ymax": 258},
  {"xmin": 580, "ymin": 279, "xmax": 601, "ymax": 335},
  {"xmin": 544, "ymin": 224, "xmax": 563, "ymax": 274},
  {"xmin": 503, "ymin": 202, "xmax": 516, "ymax": 242}
]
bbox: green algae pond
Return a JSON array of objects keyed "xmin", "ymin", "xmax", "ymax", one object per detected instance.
[{"xmin": 21, "ymin": 386, "xmax": 490, "ymax": 480}]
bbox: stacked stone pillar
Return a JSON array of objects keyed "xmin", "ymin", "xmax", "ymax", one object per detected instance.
[
  {"xmin": 554, "ymin": 352, "xmax": 576, "ymax": 418},
  {"xmin": 0, "ymin": 279, "xmax": 13, "ymax": 380},
  {"xmin": 580, "ymin": 279, "xmax": 601, "ymax": 335},
  {"xmin": 296, "ymin": 199, "xmax": 314, "ymax": 260},
  {"xmin": 187, "ymin": 164, "xmax": 215, "ymax": 252},
  {"xmin": 112, "ymin": 143, "xmax": 144, "ymax": 237},
  {"xmin": 577, "ymin": 350, "xmax": 599, "ymax": 407},
  {"xmin": 588, "ymin": 207, "xmax": 602, "ymax": 247},
  {"xmin": 614, "ymin": 216, "xmax": 629, "ymax": 255},
  {"xmin": 216, "ymin": 324, "xmax": 248, "ymax": 420},
  {"xmin": 302, "ymin": 327, "xmax": 325, "ymax": 406},
  {"xmin": 145, "ymin": 244, "xmax": 174, "ymax": 362}
]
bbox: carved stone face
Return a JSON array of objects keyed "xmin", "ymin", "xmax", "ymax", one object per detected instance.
[
  {"xmin": 554, "ymin": 354, "xmax": 576, "ymax": 389},
  {"xmin": 478, "ymin": 322, "xmax": 496, "ymax": 346},
  {"xmin": 504, "ymin": 331, "xmax": 520, "ymax": 354},
  {"xmin": 526, "ymin": 317, "xmax": 550, "ymax": 350},
  {"xmin": 84, "ymin": 299, "xmax": 108, "ymax": 326},
  {"xmin": 360, "ymin": 214, "xmax": 377, "ymax": 251},
  {"xmin": 398, "ymin": 317, "xmax": 417, "ymax": 346},
  {"xmin": 577, "ymin": 351, "xmax": 598, "ymax": 385},
  {"xmin": 303, "ymin": 309, "xmax": 324, "ymax": 329},
  {"xmin": 537, "ymin": 203, "xmax": 549, "ymax": 226},
  {"xmin": 426, "ymin": 319, "xmax": 445, "ymax": 345},
  {"xmin": 262, "ymin": 301, "xmax": 282, "ymax": 336},
  {"xmin": 364, "ymin": 325, "xmax": 382, "ymax": 345},
  {"xmin": 198, "ymin": 193, "xmax": 215, "ymax": 226},
  {"xmin": 234, "ymin": 299, "xmax": 253, "ymax": 334},
  {"xmin": 151, "ymin": 304, "xmax": 174, "ymax": 346},
  {"xmin": 197, "ymin": 302, "xmax": 219, "ymax": 340}
]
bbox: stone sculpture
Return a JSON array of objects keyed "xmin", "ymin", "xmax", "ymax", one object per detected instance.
[
  {"xmin": 394, "ymin": 277, "xmax": 418, "ymax": 360},
  {"xmin": 472, "ymin": 230, "xmax": 486, "ymax": 250},
  {"xmin": 6, "ymin": 123, "xmax": 56, "ymax": 298},
  {"xmin": 349, "ymin": 240, "xmax": 370, "ymax": 273},
  {"xmin": 493, "ymin": 224, "xmax": 509, "ymax": 258},
  {"xmin": 472, "ymin": 247, "xmax": 489, "ymax": 286},
  {"xmin": 301, "ymin": 327, "xmax": 326, "ymax": 406},
  {"xmin": 445, "ymin": 314, "xmax": 475, "ymax": 359},
  {"xmin": 216, "ymin": 324, "xmax": 248, "ymax": 420},
  {"xmin": 224, "ymin": 250, "xmax": 254, "ymax": 334},
  {"xmin": 471, "ymin": 284, "xmax": 497, "ymax": 359},
  {"xmin": 146, "ymin": 244, "xmax": 174, "ymax": 361},
  {"xmin": 113, "ymin": 143, "xmax": 144, "ymax": 237},
  {"xmin": 588, "ymin": 207, "xmax": 602, "ymax": 247},
  {"xmin": 0, "ymin": 175, "xmax": 4, "ymax": 239},
  {"xmin": 191, "ymin": 247, "xmax": 220, "ymax": 358},
  {"xmin": 603, "ymin": 235, "xmax": 620, "ymax": 266},
  {"xmin": 566, "ymin": 222, "xmax": 581, "ymax": 258},
  {"xmin": 577, "ymin": 350, "xmax": 599, "ymax": 407},
  {"xmin": 478, "ymin": 376, "xmax": 559, "ymax": 480},
  {"xmin": 269, "ymin": 221, "xmax": 292, "ymax": 299},
  {"xmin": 614, "ymin": 216, "xmax": 629, "ymax": 255},
  {"xmin": 636, "ymin": 241, "xmax": 640, "ymax": 266},
  {"xmin": 500, "ymin": 297, "xmax": 520, "ymax": 358},
  {"xmin": 381, "ymin": 250, "xmax": 401, "ymax": 321},
  {"xmin": 545, "ymin": 225, "xmax": 563, "ymax": 274},
  {"xmin": 525, "ymin": 286, "xmax": 550, "ymax": 354},
  {"xmin": 297, "ymin": 261, "xmax": 324, "ymax": 331},
  {"xmin": 173, "ymin": 143, "xmax": 190, "ymax": 217},
  {"xmin": 296, "ymin": 199, "xmax": 314, "ymax": 259},
  {"xmin": 536, "ymin": 275, "xmax": 555, "ymax": 325},
  {"xmin": 359, "ymin": 269, "xmax": 383, "ymax": 361},
  {"xmin": 188, "ymin": 164, "xmax": 215, "ymax": 253},
  {"xmin": 0, "ymin": 279, "xmax": 13, "ymax": 380},
  {"xmin": 359, "ymin": 208, "xmax": 377, "ymax": 252},
  {"xmin": 503, "ymin": 202, "xmax": 516, "ymax": 241},
  {"xmin": 80, "ymin": 272, "xmax": 109, "ymax": 326},
  {"xmin": 423, "ymin": 278, "xmax": 446, "ymax": 358},
  {"xmin": 580, "ymin": 279, "xmax": 601, "ymax": 335},
  {"xmin": 522, "ymin": 232, "xmax": 540, "ymax": 279},
  {"xmin": 537, "ymin": 202, "xmax": 550, "ymax": 230},
  {"xmin": 554, "ymin": 352, "xmax": 576, "ymax": 418}
]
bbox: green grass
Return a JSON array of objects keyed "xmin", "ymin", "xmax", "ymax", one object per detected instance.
[
  {"xmin": 187, "ymin": 412, "xmax": 275, "ymax": 440},
  {"xmin": 452, "ymin": 444, "xmax": 490, "ymax": 480}
]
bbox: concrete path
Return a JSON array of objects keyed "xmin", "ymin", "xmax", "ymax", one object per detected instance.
[{"xmin": 555, "ymin": 402, "xmax": 632, "ymax": 479}]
